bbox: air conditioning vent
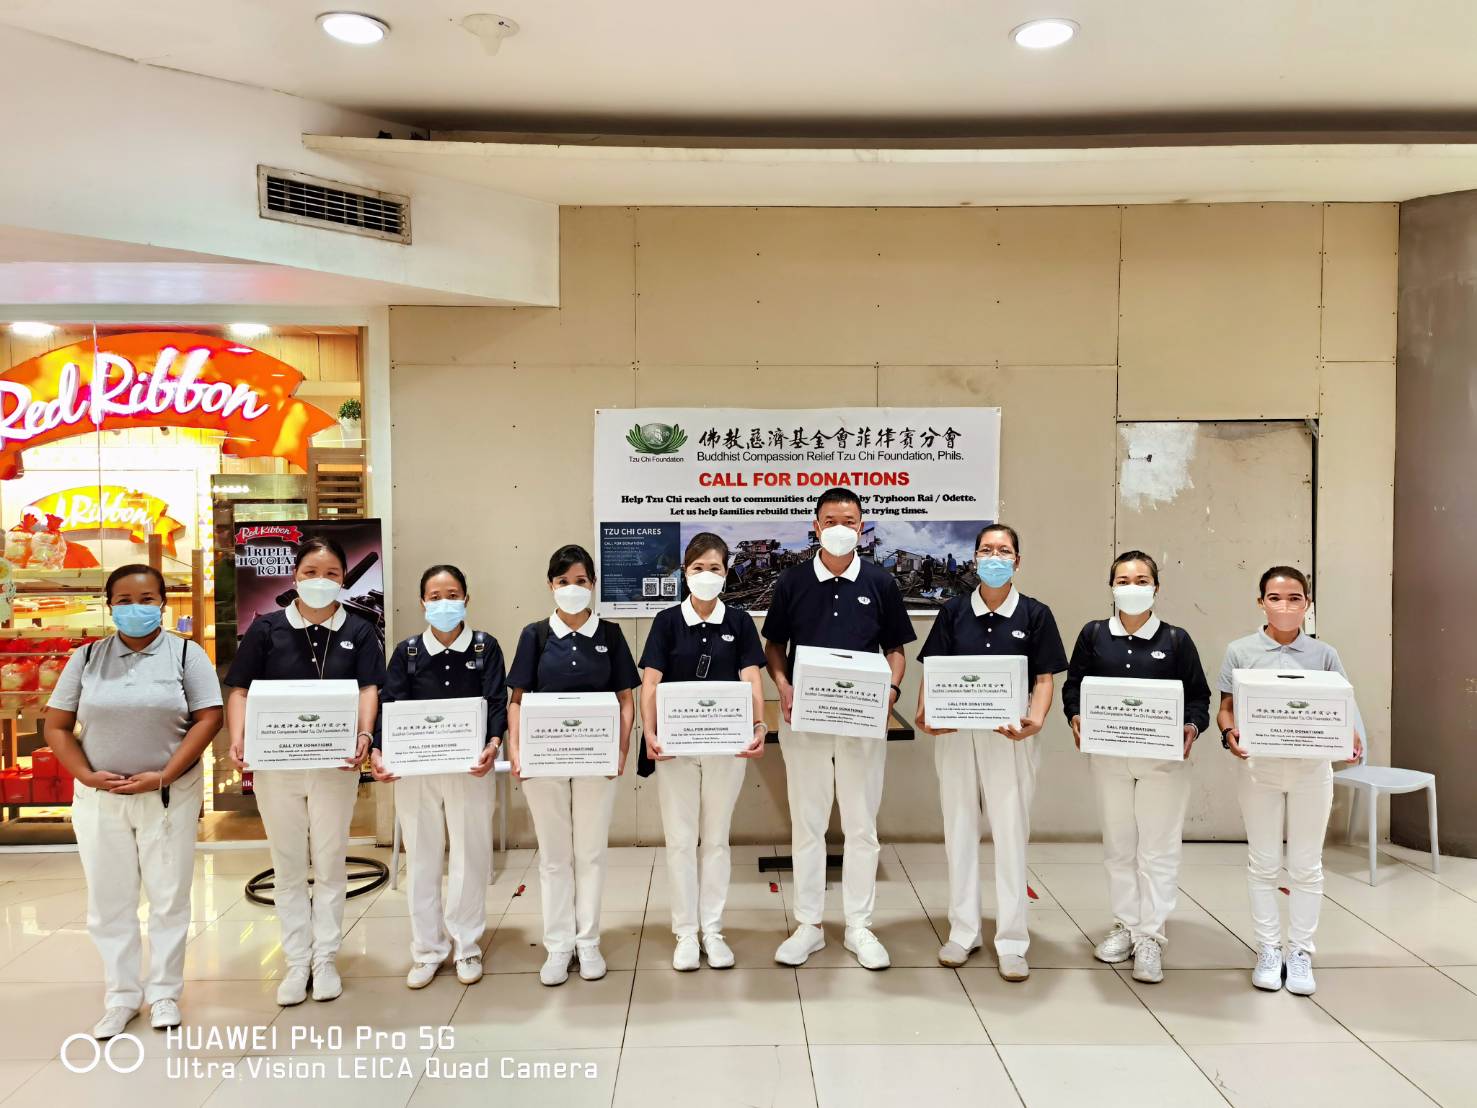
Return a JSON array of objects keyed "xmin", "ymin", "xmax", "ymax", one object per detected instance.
[{"xmin": 257, "ymin": 167, "xmax": 410, "ymax": 244}]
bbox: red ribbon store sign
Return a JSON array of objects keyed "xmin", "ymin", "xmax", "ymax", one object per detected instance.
[{"xmin": 0, "ymin": 332, "xmax": 338, "ymax": 478}]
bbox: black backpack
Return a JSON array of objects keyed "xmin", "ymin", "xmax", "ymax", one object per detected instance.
[{"xmin": 402, "ymin": 630, "xmax": 493, "ymax": 681}]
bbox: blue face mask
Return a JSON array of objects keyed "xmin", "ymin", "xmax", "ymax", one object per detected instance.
[
  {"xmin": 977, "ymin": 557, "xmax": 1016, "ymax": 589},
  {"xmin": 112, "ymin": 603, "xmax": 163, "ymax": 637},
  {"xmin": 424, "ymin": 598, "xmax": 467, "ymax": 633}
]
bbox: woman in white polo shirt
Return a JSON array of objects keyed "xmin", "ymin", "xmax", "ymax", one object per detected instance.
[
  {"xmin": 1217, "ymin": 565, "xmax": 1364, "ymax": 997},
  {"xmin": 44, "ymin": 564, "xmax": 223, "ymax": 1041}
]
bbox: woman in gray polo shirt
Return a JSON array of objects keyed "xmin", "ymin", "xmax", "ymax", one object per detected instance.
[{"xmin": 44, "ymin": 564, "xmax": 223, "ymax": 1042}]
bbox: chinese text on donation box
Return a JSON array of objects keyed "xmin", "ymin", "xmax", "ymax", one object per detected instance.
[
  {"xmin": 245, "ymin": 679, "xmax": 359, "ymax": 770},
  {"xmin": 519, "ymin": 692, "xmax": 621, "ymax": 777},
  {"xmin": 381, "ymin": 697, "xmax": 487, "ymax": 776},
  {"xmin": 656, "ymin": 681, "xmax": 752, "ymax": 755}
]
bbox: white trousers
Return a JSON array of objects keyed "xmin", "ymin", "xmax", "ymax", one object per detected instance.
[
  {"xmin": 396, "ymin": 772, "xmax": 495, "ymax": 962},
  {"xmin": 935, "ymin": 730, "xmax": 1040, "ymax": 956},
  {"xmin": 779, "ymin": 722, "xmax": 886, "ymax": 929},
  {"xmin": 72, "ymin": 763, "xmax": 202, "ymax": 1009},
  {"xmin": 1091, "ymin": 754, "xmax": 1191, "ymax": 945},
  {"xmin": 1237, "ymin": 756, "xmax": 1334, "ymax": 953},
  {"xmin": 656, "ymin": 755, "xmax": 748, "ymax": 938},
  {"xmin": 522, "ymin": 775, "xmax": 617, "ymax": 954},
  {"xmin": 253, "ymin": 768, "xmax": 360, "ymax": 968}
]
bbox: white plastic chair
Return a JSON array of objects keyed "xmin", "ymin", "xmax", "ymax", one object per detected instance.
[
  {"xmin": 389, "ymin": 758, "xmax": 512, "ymax": 890},
  {"xmin": 1333, "ymin": 744, "xmax": 1438, "ymax": 886}
]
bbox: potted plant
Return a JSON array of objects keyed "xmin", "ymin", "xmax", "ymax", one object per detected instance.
[{"xmin": 337, "ymin": 398, "xmax": 362, "ymax": 443}]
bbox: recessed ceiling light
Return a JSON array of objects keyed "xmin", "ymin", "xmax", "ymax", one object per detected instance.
[
  {"xmin": 8, "ymin": 321, "xmax": 57, "ymax": 338},
  {"xmin": 1011, "ymin": 18, "xmax": 1077, "ymax": 49},
  {"xmin": 227, "ymin": 322, "xmax": 271, "ymax": 340},
  {"xmin": 317, "ymin": 12, "xmax": 389, "ymax": 45}
]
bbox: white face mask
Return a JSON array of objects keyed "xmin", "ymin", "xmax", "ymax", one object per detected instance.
[
  {"xmin": 296, "ymin": 577, "xmax": 343, "ymax": 609},
  {"xmin": 686, "ymin": 570, "xmax": 725, "ymax": 602},
  {"xmin": 819, "ymin": 524, "xmax": 859, "ymax": 557},
  {"xmin": 553, "ymin": 584, "xmax": 592, "ymax": 615},
  {"xmin": 1112, "ymin": 583, "xmax": 1156, "ymax": 616}
]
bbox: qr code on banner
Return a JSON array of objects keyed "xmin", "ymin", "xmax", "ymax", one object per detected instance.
[
  {"xmin": 642, "ymin": 578, "xmax": 662, "ymax": 598},
  {"xmin": 661, "ymin": 577, "xmax": 678, "ymax": 598}
]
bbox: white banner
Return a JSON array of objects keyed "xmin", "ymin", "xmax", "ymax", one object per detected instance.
[{"xmin": 593, "ymin": 407, "xmax": 1001, "ymax": 617}]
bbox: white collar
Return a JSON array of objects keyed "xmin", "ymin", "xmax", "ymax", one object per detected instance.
[
  {"xmin": 971, "ymin": 585, "xmax": 1020, "ymax": 618},
  {"xmin": 549, "ymin": 613, "xmax": 598, "ymax": 639},
  {"xmin": 681, "ymin": 597, "xmax": 727, "ymax": 626},
  {"xmin": 285, "ymin": 602, "xmax": 347, "ymax": 631},
  {"xmin": 1108, "ymin": 613, "xmax": 1161, "ymax": 640},
  {"xmin": 423, "ymin": 626, "xmax": 472, "ymax": 655},
  {"xmin": 1258, "ymin": 627, "xmax": 1309, "ymax": 651},
  {"xmin": 812, "ymin": 553, "xmax": 862, "ymax": 582}
]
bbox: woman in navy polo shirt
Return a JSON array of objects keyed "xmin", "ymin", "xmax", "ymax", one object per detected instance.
[
  {"xmin": 914, "ymin": 523, "xmax": 1067, "ymax": 982},
  {"xmin": 638, "ymin": 532, "xmax": 766, "ymax": 972},
  {"xmin": 224, "ymin": 535, "xmax": 385, "ymax": 1008},
  {"xmin": 1061, "ymin": 549, "xmax": 1210, "ymax": 986},
  {"xmin": 505, "ymin": 544, "xmax": 638, "ymax": 987}
]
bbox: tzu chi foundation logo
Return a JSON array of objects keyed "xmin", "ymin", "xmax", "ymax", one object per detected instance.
[{"xmin": 625, "ymin": 422, "xmax": 688, "ymax": 455}]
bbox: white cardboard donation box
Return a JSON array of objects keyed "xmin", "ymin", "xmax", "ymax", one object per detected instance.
[
  {"xmin": 1232, "ymin": 668, "xmax": 1355, "ymax": 759},
  {"xmin": 245, "ymin": 679, "xmax": 360, "ymax": 770},
  {"xmin": 1079, "ymin": 676, "xmax": 1185, "ymax": 760},
  {"xmin": 519, "ymin": 691, "xmax": 621, "ymax": 777},
  {"xmin": 656, "ymin": 680, "xmax": 752, "ymax": 756},
  {"xmin": 790, "ymin": 645, "xmax": 891, "ymax": 740},
  {"xmin": 380, "ymin": 696, "xmax": 487, "ymax": 776},
  {"xmin": 924, "ymin": 654, "xmax": 1029, "ymax": 730}
]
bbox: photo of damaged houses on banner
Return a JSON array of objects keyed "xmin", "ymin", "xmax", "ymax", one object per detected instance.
[{"xmin": 593, "ymin": 407, "xmax": 1001, "ymax": 616}]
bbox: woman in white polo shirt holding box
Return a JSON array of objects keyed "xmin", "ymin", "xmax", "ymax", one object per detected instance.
[{"xmin": 1217, "ymin": 565, "xmax": 1363, "ymax": 997}]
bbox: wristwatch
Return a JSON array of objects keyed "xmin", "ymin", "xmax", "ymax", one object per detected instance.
[{"xmin": 1220, "ymin": 726, "xmax": 1234, "ymax": 750}]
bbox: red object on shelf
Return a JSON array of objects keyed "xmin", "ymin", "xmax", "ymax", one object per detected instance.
[
  {"xmin": 30, "ymin": 748, "xmax": 60, "ymax": 777},
  {"xmin": 31, "ymin": 776, "xmax": 62, "ymax": 804},
  {"xmin": 58, "ymin": 776, "xmax": 73, "ymax": 804},
  {"xmin": 0, "ymin": 771, "xmax": 32, "ymax": 804}
]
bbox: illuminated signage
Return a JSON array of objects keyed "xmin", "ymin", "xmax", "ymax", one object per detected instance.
[{"xmin": 26, "ymin": 487, "xmax": 186, "ymax": 552}]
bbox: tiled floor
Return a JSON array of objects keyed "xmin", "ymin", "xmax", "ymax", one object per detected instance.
[{"xmin": 0, "ymin": 839, "xmax": 1472, "ymax": 1107}]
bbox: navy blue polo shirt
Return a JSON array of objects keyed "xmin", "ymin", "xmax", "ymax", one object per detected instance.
[
  {"xmin": 917, "ymin": 587, "xmax": 1069, "ymax": 683},
  {"xmin": 224, "ymin": 606, "xmax": 385, "ymax": 688},
  {"xmin": 640, "ymin": 598, "xmax": 765, "ymax": 681},
  {"xmin": 761, "ymin": 554, "xmax": 916, "ymax": 679},
  {"xmin": 1060, "ymin": 615, "xmax": 1212, "ymax": 733},
  {"xmin": 506, "ymin": 615, "xmax": 639, "ymax": 694},
  {"xmin": 376, "ymin": 626, "xmax": 509, "ymax": 749}
]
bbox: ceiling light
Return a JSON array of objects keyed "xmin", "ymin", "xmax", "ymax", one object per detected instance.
[
  {"xmin": 317, "ymin": 12, "xmax": 389, "ymax": 45},
  {"xmin": 1011, "ymin": 18, "xmax": 1077, "ymax": 49},
  {"xmin": 8, "ymin": 321, "xmax": 57, "ymax": 338},
  {"xmin": 460, "ymin": 13, "xmax": 519, "ymax": 55},
  {"xmin": 227, "ymin": 322, "xmax": 271, "ymax": 340}
]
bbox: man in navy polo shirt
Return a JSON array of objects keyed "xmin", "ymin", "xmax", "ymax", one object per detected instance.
[{"xmin": 762, "ymin": 488, "xmax": 915, "ymax": 969}]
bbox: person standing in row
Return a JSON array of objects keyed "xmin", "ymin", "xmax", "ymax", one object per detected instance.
[
  {"xmin": 506, "ymin": 544, "xmax": 638, "ymax": 987},
  {"xmin": 914, "ymin": 524, "xmax": 1067, "ymax": 981},
  {"xmin": 1217, "ymin": 566, "xmax": 1364, "ymax": 997},
  {"xmin": 1062, "ymin": 550, "xmax": 1210, "ymax": 985},
  {"xmin": 372, "ymin": 564, "xmax": 507, "ymax": 990},
  {"xmin": 639, "ymin": 532, "xmax": 767, "ymax": 971},
  {"xmin": 45, "ymin": 565, "xmax": 223, "ymax": 1040},
  {"xmin": 226, "ymin": 536, "xmax": 385, "ymax": 1006},
  {"xmin": 763, "ymin": 488, "xmax": 916, "ymax": 970}
]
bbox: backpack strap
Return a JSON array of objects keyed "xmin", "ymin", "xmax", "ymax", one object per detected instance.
[
  {"xmin": 529, "ymin": 620, "xmax": 553, "ymax": 693},
  {"xmin": 471, "ymin": 631, "xmax": 490, "ymax": 672},
  {"xmin": 401, "ymin": 635, "xmax": 422, "ymax": 681}
]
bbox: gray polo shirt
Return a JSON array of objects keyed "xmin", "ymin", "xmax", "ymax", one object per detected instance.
[
  {"xmin": 1218, "ymin": 628, "xmax": 1365, "ymax": 735},
  {"xmin": 49, "ymin": 633, "xmax": 223, "ymax": 776}
]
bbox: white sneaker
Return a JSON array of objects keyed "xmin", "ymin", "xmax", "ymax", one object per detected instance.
[
  {"xmin": 1094, "ymin": 923, "xmax": 1134, "ymax": 964},
  {"xmin": 406, "ymin": 961, "xmax": 439, "ymax": 989},
  {"xmin": 937, "ymin": 940, "xmax": 978, "ymax": 967},
  {"xmin": 702, "ymin": 933, "xmax": 735, "ymax": 969},
  {"xmin": 539, "ymin": 951, "xmax": 572, "ymax": 987},
  {"xmin": 774, "ymin": 924, "xmax": 826, "ymax": 966},
  {"xmin": 577, "ymin": 945, "xmax": 607, "ymax": 981},
  {"xmin": 844, "ymin": 927, "xmax": 890, "ymax": 970},
  {"xmin": 92, "ymin": 1006, "xmax": 136, "ymax": 1040},
  {"xmin": 311, "ymin": 960, "xmax": 342, "ymax": 1002},
  {"xmin": 998, "ymin": 953, "xmax": 1030, "ymax": 982},
  {"xmin": 149, "ymin": 998, "xmax": 181, "ymax": 1030},
  {"xmin": 276, "ymin": 966, "xmax": 310, "ymax": 1007},
  {"xmin": 1285, "ymin": 947, "xmax": 1316, "ymax": 996},
  {"xmin": 1252, "ymin": 944, "xmax": 1284, "ymax": 992},
  {"xmin": 455, "ymin": 955, "xmax": 483, "ymax": 985},
  {"xmin": 672, "ymin": 935, "xmax": 701, "ymax": 972},
  {"xmin": 1131, "ymin": 938, "xmax": 1164, "ymax": 984}
]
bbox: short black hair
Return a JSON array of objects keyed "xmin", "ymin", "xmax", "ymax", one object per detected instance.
[
  {"xmin": 105, "ymin": 563, "xmax": 166, "ymax": 603},
  {"xmin": 975, "ymin": 523, "xmax": 1021, "ymax": 554},
  {"xmin": 420, "ymin": 563, "xmax": 468, "ymax": 598},
  {"xmin": 547, "ymin": 544, "xmax": 596, "ymax": 581},
  {"xmin": 295, "ymin": 535, "xmax": 348, "ymax": 574},
  {"xmin": 1109, "ymin": 549, "xmax": 1160, "ymax": 585},
  {"xmin": 815, "ymin": 487, "xmax": 862, "ymax": 517},
  {"xmin": 683, "ymin": 531, "xmax": 730, "ymax": 568},
  {"xmin": 1259, "ymin": 565, "xmax": 1310, "ymax": 598}
]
